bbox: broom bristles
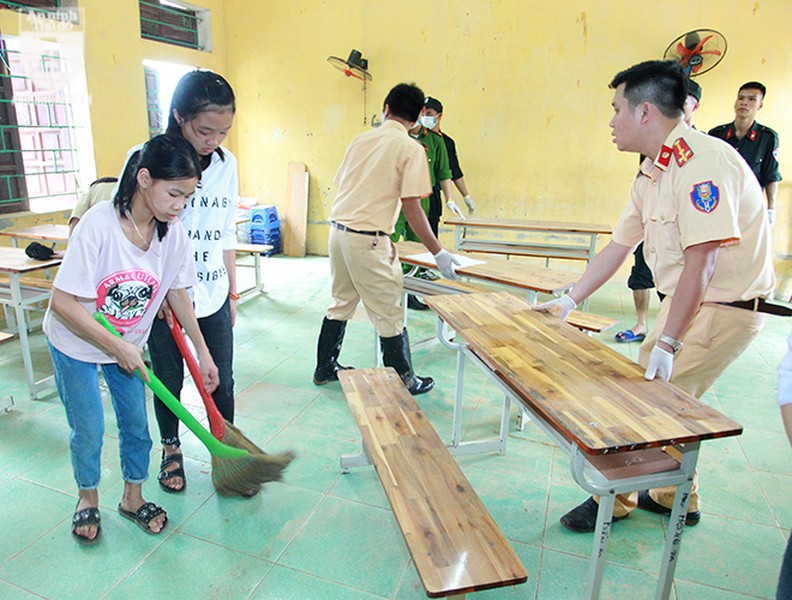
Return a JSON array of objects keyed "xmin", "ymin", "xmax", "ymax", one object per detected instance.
[{"xmin": 211, "ymin": 420, "xmax": 296, "ymax": 497}]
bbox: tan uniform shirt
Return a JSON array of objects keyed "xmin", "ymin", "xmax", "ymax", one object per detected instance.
[
  {"xmin": 330, "ymin": 120, "xmax": 431, "ymax": 234},
  {"xmin": 70, "ymin": 181, "xmax": 117, "ymax": 221},
  {"xmin": 612, "ymin": 122, "xmax": 775, "ymax": 302}
]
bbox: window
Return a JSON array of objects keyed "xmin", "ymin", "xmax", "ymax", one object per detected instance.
[
  {"xmin": 0, "ymin": 1, "xmax": 63, "ymax": 13},
  {"xmin": 0, "ymin": 7, "xmax": 94, "ymax": 213},
  {"xmin": 139, "ymin": 0, "xmax": 211, "ymax": 52},
  {"xmin": 143, "ymin": 59, "xmax": 192, "ymax": 138}
]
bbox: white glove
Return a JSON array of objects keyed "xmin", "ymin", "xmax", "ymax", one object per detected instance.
[
  {"xmin": 446, "ymin": 200, "xmax": 465, "ymax": 219},
  {"xmin": 534, "ymin": 294, "xmax": 577, "ymax": 321},
  {"xmin": 433, "ymin": 249, "xmax": 461, "ymax": 281},
  {"xmin": 463, "ymin": 195, "xmax": 476, "ymax": 213},
  {"xmin": 768, "ymin": 208, "xmax": 776, "ymax": 227},
  {"xmin": 645, "ymin": 345, "xmax": 674, "ymax": 382}
]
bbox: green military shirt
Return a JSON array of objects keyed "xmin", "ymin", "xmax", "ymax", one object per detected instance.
[
  {"xmin": 708, "ymin": 121, "xmax": 782, "ymax": 189},
  {"xmin": 412, "ymin": 126, "xmax": 452, "ymax": 187}
]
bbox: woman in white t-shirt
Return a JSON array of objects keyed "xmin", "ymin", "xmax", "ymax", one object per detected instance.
[
  {"xmin": 44, "ymin": 134, "xmax": 219, "ymax": 545},
  {"xmin": 142, "ymin": 70, "xmax": 243, "ymax": 495}
]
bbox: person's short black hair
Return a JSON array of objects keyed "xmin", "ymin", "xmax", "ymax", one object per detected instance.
[
  {"xmin": 739, "ymin": 81, "xmax": 766, "ymax": 99},
  {"xmin": 383, "ymin": 83, "xmax": 425, "ymax": 122},
  {"xmin": 609, "ymin": 60, "xmax": 687, "ymax": 119}
]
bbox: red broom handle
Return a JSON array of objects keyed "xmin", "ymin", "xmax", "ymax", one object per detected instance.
[{"xmin": 165, "ymin": 309, "xmax": 226, "ymax": 439}]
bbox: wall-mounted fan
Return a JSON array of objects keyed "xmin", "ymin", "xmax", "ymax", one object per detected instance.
[
  {"xmin": 327, "ymin": 49, "xmax": 372, "ymax": 125},
  {"xmin": 327, "ymin": 49, "xmax": 372, "ymax": 82},
  {"xmin": 663, "ymin": 29, "xmax": 727, "ymax": 76}
]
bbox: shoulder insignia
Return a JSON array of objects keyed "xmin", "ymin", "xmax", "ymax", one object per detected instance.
[
  {"xmin": 672, "ymin": 138, "xmax": 694, "ymax": 167},
  {"xmin": 656, "ymin": 145, "xmax": 672, "ymax": 168},
  {"xmin": 749, "ymin": 129, "xmax": 757, "ymax": 142},
  {"xmin": 725, "ymin": 128, "xmax": 733, "ymax": 140},
  {"xmin": 690, "ymin": 181, "xmax": 720, "ymax": 213}
]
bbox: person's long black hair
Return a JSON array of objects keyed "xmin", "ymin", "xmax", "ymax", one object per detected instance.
[
  {"xmin": 114, "ymin": 134, "xmax": 202, "ymax": 241},
  {"xmin": 165, "ymin": 70, "xmax": 236, "ymax": 163}
]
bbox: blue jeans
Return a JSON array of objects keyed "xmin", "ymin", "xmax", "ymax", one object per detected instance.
[
  {"xmin": 148, "ymin": 298, "xmax": 235, "ymax": 444},
  {"xmin": 48, "ymin": 342, "xmax": 152, "ymax": 489}
]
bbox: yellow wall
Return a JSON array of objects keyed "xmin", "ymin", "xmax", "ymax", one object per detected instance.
[
  {"xmin": 2, "ymin": 0, "xmax": 790, "ymax": 289},
  {"xmin": 222, "ymin": 0, "xmax": 791, "ymax": 271}
]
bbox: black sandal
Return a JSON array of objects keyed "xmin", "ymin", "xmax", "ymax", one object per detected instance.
[
  {"xmin": 71, "ymin": 504, "xmax": 101, "ymax": 545},
  {"xmin": 118, "ymin": 502, "xmax": 168, "ymax": 535},
  {"xmin": 158, "ymin": 452, "xmax": 186, "ymax": 493}
]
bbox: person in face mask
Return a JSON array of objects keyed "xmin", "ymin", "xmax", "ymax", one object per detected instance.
[
  {"xmin": 389, "ymin": 100, "xmax": 455, "ymax": 308},
  {"xmin": 422, "ymin": 97, "xmax": 476, "ymax": 228}
]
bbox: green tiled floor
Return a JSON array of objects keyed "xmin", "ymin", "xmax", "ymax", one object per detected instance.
[{"xmin": 0, "ymin": 254, "xmax": 789, "ymax": 599}]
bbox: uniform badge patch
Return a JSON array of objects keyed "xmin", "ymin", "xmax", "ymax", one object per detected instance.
[
  {"xmin": 656, "ymin": 145, "xmax": 672, "ymax": 168},
  {"xmin": 690, "ymin": 181, "xmax": 720, "ymax": 213},
  {"xmin": 749, "ymin": 129, "xmax": 757, "ymax": 142},
  {"xmin": 672, "ymin": 138, "xmax": 694, "ymax": 167}
]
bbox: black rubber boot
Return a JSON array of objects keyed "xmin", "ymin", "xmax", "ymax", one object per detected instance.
[
  {"xmin": 380, "ymin": 329, "xmax": 434, "ymax": 395},
  {"xmin": 313, "ymin": 317, "xmax": 353, "ymax": 385}
]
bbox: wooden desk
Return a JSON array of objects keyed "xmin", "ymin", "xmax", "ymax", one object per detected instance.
[
  {"xmin": 396, "ymin": 240, "xmax": 575, "ymax": 303},
  {"xmin": 0, "ymin": 224, "xmax": 69, "ymax": 247},
  {"xmin": 0, "ymin": 247, "xmax": 62, "ymax": 400},
  {"xmin": 445, "ymin": 217, "xmax": 611, "ymax": 265},
  {"xmin": 424, "ymin": 291, "xmax": 742, "ymax": 599}
]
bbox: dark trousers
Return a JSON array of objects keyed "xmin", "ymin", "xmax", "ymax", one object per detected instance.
[
  {"xmin": 148, "ymin": 298, "xmax": 235, "ymax": 443},
  {"xmin": 779, "ymin": 533, "xmax": 792, "ymax": 599},
  {"xmin": 428, "ymin": 188, "xmax": 442, "ymax": 237}
]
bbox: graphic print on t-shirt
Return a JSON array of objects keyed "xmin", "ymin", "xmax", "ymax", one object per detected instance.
[{"xmin": 97, "ymin": 269, "xmax": 159, "ymax": 327}]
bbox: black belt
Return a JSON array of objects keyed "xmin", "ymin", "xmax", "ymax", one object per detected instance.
[
  {"xmin": 717, "ymin": 298, "xmax": 792, "ymax": 317},
  {"xmin": 331, "ymin": 221, "xmax": 387, "ymax": 237}
]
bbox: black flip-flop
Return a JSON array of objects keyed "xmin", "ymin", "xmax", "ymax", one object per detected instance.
[
  {"xmin": 118, "ymin": 502, "xmax": 168, "ymax": 535},
  {"xmin": 71, "ymin": 505, "xmax": 101, "ymax": 545},
  {"xmin": 158, "ymin": 452, "xmax": 186, "ymax": 493}
]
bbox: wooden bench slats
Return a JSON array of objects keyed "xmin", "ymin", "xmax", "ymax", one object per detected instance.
[
  {"xmin": 445, "ymin": 217, "xmax": 612, "ymax": 235},
  {"xmin": 340, "ymin": 368, "xmax": 528, "ymax": 598},
  {"xmin": 425, "ymin": 292, "xmax": 742, "ymax": 455},
  {"xmin": 459, "ymin": 240, "xmax": 591, "ymax": 261}
]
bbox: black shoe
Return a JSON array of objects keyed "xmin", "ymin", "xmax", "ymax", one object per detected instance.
[
  {"xmin": 404, "ymin": 374, "xmax": 434, "ymax": 395},
  {"xmin": 314, "ymin": 318, "xmax": 352, "ymax": 385},
  {"xmin": 559, "ymin": 496, "xmax": 628, "ymax": 533},
  {"xmin": 637, "ymin": 490, "xmax": 701, "ymax": 526},
  {"xmin": 414, "ymin": 268, "xmax": 439, "ymax": 281},
  {"xmin": 407, "ymin": 294, "xmax": 430, "ymax": 311},
  {"xmin": 312, "ymin": 363, "xmax": 353, "ymax": 385}
]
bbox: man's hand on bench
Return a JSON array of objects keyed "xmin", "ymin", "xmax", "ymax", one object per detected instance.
[{"xmin": 534, "ymin": 294, "xmax": 577, "ymax": 321}]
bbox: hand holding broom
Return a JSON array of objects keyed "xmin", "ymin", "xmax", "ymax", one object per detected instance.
[
  {"xmin": 165, "ymin": 309, "xmax": 295, "ymax": 497},
  {"xmin": 93, "ymin": 312, "xmax": 247, "ymax": 461}
]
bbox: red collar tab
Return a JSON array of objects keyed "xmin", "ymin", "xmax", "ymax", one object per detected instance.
[
  {"xmin": 726, "ymin": 128, "xmax": 733, "ymax": 140},
  {"xmin": 749, "ymin": 129, "xmax": 757, "ymax": 141},
  {"xmin": 656, "ymin": 145, "xmax": 672, "ymax": 169},
  {"xmin": 672, "ymin": 138, "xmax": 694, "ymax": 167}
]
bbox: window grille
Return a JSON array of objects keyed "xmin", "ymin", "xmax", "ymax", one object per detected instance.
[
  {"xmin": 0, "ymin": 37, "xmax": 82, "ymax": 213},
  {"xmin": 139, "ymin": 0, "xmax": 200, "ymax": 50}
]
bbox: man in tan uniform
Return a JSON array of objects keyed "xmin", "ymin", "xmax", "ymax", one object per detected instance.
[
  {"xmin": 538, "ymin": 60, "xmax": 777, "ymax": 533},
  {"xmin": 313, "ymin": 83, "xmax": 460, "ymax": 395}
]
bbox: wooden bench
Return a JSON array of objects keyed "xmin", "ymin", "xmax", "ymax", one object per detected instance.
[
  {"xmin": 445, "ymin": 217, "xmax": 612, "ymax": 267},
  {"xmin": 424, "ymin": 291, "xmax": 744, "ymax": 599},
  {"xmin": 0, "ymin": 274, "xmax": 54, "ymax": 290},
  {"xmin": 235, "ymin": 243, "xmax": 273, "ymax": 302},
  {"xmin": 339, "ymin": 368, "xmax": 528, "ymax": 598}
]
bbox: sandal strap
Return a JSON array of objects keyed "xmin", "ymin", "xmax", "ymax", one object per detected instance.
[
  {"xmin": 73, "ymin": 507, "xmax": 101, "ymax": 526},
  {"xmin": 158, "ymin": 453, "xmax": 185, "ymax": 482},
  {"xmin": 134, "ymin": 502, "xmax": 165, "ymax": 524}
]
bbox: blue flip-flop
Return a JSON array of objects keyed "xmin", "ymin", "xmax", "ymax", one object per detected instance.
[{"xmin": 614, "ymin": 329, "xmax": 646, "ymax": 343}]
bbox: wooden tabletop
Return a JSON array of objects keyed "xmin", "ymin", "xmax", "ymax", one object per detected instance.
[
  {"xmin": 395, "ymin": 240, "xmax": 575, "ymax": 295},
  {"xmin": 425, "ymin": 291, "xmax": 742, "ymax": 455},
  {"xmin": 0, "ymin": 246, "xmax": 61, "ymax": 274},
  {"xmin": 444, "ymin": 216, "xmax": 612, "ymax": 235},
  {"xmin": 0, "ymin": 224, "xmax": 69, "ymax": 243}
]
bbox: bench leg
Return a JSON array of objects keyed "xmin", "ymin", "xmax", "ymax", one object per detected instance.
[
  {"xmin": 654, "ymin": 444, "xmax": 699, "ymax": 600},
  {"xmin": 340, "ymin": 443, "xmax": 373, "ymax": 473},
  {"xmin": 1, "ymin": 394, "xmax": 13, "ymax": 413},
  {"xmin": 450, "ymin": 339, "xmax": 466, "ymax": 447},
  {"xmin": 586, "ymin": 493, "xmax": 616, "ymax": 600}
]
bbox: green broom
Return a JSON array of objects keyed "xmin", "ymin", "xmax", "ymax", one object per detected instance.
[
  {"xmin": 164, "ymin": 311, "xmax": 294, "ymax": 497},
  {"xmin": 94, "ymin": 312, "xmax": 294, "ymax": 495}
]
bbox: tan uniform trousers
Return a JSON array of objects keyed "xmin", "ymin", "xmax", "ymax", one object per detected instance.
[
  {"xmin": 326, "ymin": 226, "xmax": 405, "ymax": 339},
  {"xmin": 606, "ymin": 298, "xmax": 764, "ymax": 517}
]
